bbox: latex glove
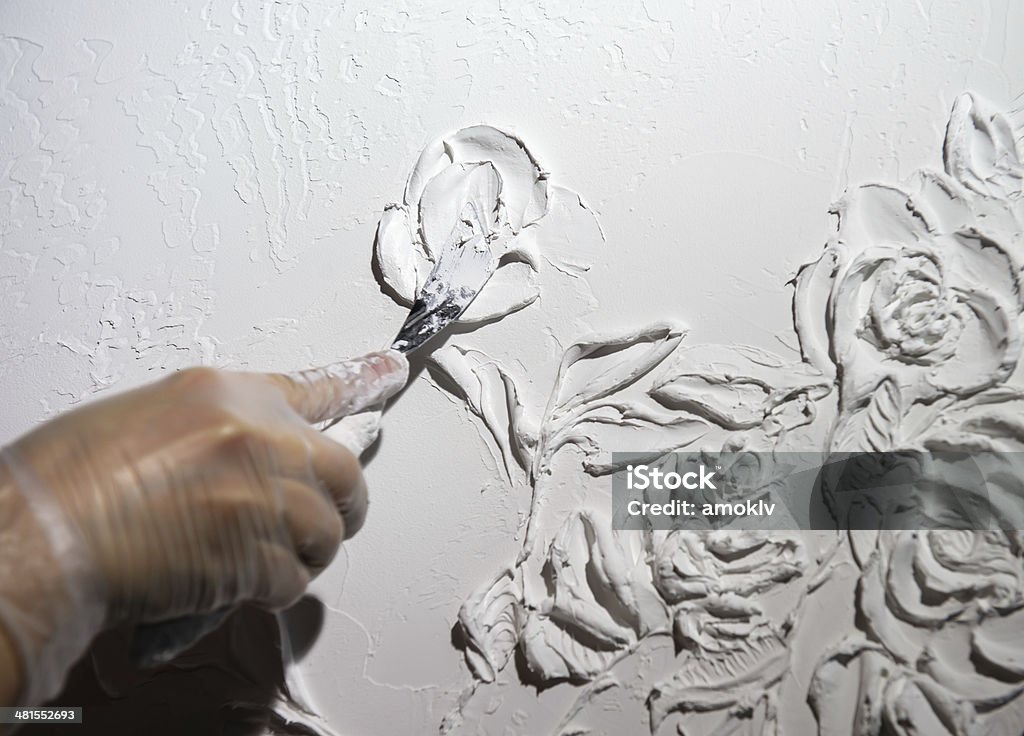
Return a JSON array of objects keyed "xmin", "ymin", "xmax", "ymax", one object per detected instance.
[{"xmin": 0, "ymin": 350, "xmax": 408, "ymax": 706}]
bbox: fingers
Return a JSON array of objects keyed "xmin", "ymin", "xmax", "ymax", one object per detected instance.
[
  {"xmin": 249, "ymin": 437, "xmax": 366, "ymax": 610},
  {"xmin": 300, "ymin": 430, "xmax": 370, "ymax": 539},
  {"xmin": 269, "ymin": 350, "xmax": 409, "ymax": 424},
  {"xmin": 267, "ymin": 427, "xmax": 370, "ymax": 540},
  {"xmin": 248, "ymin": 440, "xmax": 362, "ymax": 610},
  {"xmin": 251, "ymin": 542, "xmax": 311, "ymax": 610},
  {"xmin": 143, "ymin": 359, "xmax": 388, "ymax": 619},
  {"xmin": 277, "ymin": 478, "xmax": 343, "ymax": 573}
]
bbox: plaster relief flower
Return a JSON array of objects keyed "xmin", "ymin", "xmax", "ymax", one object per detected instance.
[
  {"xmin": 648, "ymin": 618, "xmax": 788, "ymax": 734},
  {"xmin": 645, "ymin": 531, "xmax": 808, "ymax": 733},
  {"xmin": 815, "ymin": 444, "xmax": 1018, "ymax": 533},
  {"xmin": 374, "ymin": 125, "xmax": 550, "ymax": 323},
  {"xmin": 809, "ymin": 639, "xmax": 1024, "ymax": 736},
  {"xmin": 859, "ymin": 530, "xmax": 1024, "ymax": 662},
  {"xmin": 811, "ymin": 529, "xmax": 1024, "ymax": 735},
  {"xmin": 794, "ymin": 181, "xmax": 1023, "ymax": 434},
  {"xmin": 651, "ymin": 530, "xmax": 807, "ymax": 606},
  {"xmin": 518, "ymin": 511, "xmax": 668, "ymax": 684}
]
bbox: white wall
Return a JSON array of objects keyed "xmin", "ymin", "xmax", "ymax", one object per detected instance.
[{"xmin": 3, "ymin": 2, "xmax": 1024, "ymax": 734}]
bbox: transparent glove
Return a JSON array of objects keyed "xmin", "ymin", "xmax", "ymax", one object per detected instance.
[{"xmin": 0, "ymin": 350, "xmax": 408, "ymax": 706}]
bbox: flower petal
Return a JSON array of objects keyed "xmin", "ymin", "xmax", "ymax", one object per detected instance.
[
  {"xmin": 417, "ymin": 162, "xmax": 501, "ymax": 259},
  {"xmin": 944, "ymin": 93, "xmax": 1024, "ymax": 200},
  {"xmin": 458, "ymin": 261, "xmax": 539, "ymax": 323},
  {"xmin": 441, "ymin": 125, "xmax": 549, "ymax": 230},
  {"xmin": 373, "ymin": 204, "xmax": 423, "ymax": 305}
]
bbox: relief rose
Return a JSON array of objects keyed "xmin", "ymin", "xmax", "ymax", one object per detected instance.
[
  {"xmin": 794, "ymin": 182, "xmax": 1022, "ymax": 418},
  {"xmin": 811, "ymin": 529, "xmax": 1024, "ymax": 735},
  {"xmin": 646, "ymin": 530, "xmax": 809, "ymax": 732}
]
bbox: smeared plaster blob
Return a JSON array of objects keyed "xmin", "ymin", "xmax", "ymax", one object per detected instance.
[
  {"xmin": 374, "ymin": 125, "xmax": 550, "ymax": 323},
  {"xmin": 375, "ymin": 205, "xmax": 423, "ymax": 300},
  {"xmin": 405, "ymin": 125, "xmax": 548, "ymax": 231},
  {"xmin": 416, "ymin": 163, "xmax": 500, "ymax": 258}
]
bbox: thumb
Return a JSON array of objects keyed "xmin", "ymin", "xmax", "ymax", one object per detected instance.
[{"xmin": 271, "ymin": 350, "xmax": 409, "ymax": 424}]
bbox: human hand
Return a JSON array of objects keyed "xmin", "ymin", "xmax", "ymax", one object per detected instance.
[{"xmin": 0, "ymin": 350, "xmax": 408, "ymax": 705}]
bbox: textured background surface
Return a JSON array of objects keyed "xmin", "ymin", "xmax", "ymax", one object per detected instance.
[{"xmin": 3, "ymin": 2, "xmax": 1024, "ymax": 734}]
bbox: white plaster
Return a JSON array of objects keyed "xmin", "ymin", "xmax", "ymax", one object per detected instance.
[{"xmin": 2, "ymin": 2, "xmax": 1024, "ymax": 735}]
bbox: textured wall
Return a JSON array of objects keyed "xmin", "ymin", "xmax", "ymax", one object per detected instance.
[{"xmin": 2, "ymin": 2, "xmax": 1024, "ymax": 734}]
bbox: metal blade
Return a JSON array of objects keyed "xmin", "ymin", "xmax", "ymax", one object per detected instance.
[{"xmin": 391, "ymin": 203, "xmax": 496, "ymax": 353}]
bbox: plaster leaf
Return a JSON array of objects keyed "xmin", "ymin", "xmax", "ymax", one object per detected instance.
[
  {"xmin": 429, "ymin": 345, "xmax": 538, "ymax": 482},
  {"xmin": 808, "ymin": 639, "xmax": 891, "ymax": 736},
  {"xmin": 548, "ymin": 322, "xmax": 686, "ymax": 421},
  {"xmin": 457, "ymin": 568, "xmax": 522, "ymax": 683},
  {"xmin": 923, "ymin": 388, "xmax": 1024, "ymax": 451},
  {"xmin": 649, "ymin": 344, "xmax": 830, "ymax": 433},
  {"xmin": 943, "ymin": 93, "xmax": 1024, "ymax": 200},
  {"xmin": 970, "ymin": 614, "xmax": 1024, "ymax": 683},
  {"xmin": 546, "ymin": 401, "xmax": 708, "ymax": 477},
  {"xmin": 647, "ymin": 620, "xmax": 787, "ymax": 734},
  {"xmin": 650, "ymin": 373, "xmax": 769, "ymax": 430},
  {"xmin": 829, "ymin": 376, "xmax": 902, "ymax": 452}
]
